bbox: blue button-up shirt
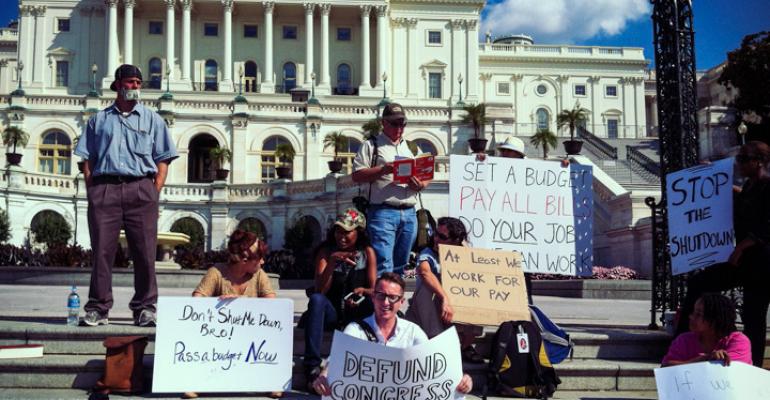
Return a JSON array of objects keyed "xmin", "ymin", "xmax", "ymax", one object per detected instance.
[{"xmin": 74, "ymin": 102, "xmax": 178, "ymax": 177}]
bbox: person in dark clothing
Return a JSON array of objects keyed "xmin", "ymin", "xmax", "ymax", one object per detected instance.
[{"xmin": 675, "ymin": 141, "xmax": 770, "ymax": 367}]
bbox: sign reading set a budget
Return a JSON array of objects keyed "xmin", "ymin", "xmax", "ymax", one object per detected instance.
[
  {"xmin": 152, "ymin": 297, "xmax": 293, "ymax": 393},
  {"xmin": 449, "ymin": 155, "xmax": 593, "ymax": 276},
  {"xmin": 323, "ymin": 327, "xmax": 465, "ymax": 400},
  {"xmin": 666, "ymin": 158, "xmax": 734, "ymax": 275},
  {"xmin": 655, "ymin": 361, "xmax": 770, "ymax": 400},
  {"xmin": 439, "ymin": 244, "xmax": 528, "ymax": 326}
]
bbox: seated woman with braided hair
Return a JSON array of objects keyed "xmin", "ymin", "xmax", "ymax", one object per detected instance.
[
  {"xmin": 184, "ymin": 229, "xmax": 277, "ymax": 399},
  {"xmin": 662, "ymin": 293, "xmax": 751, "ymax": 367}
]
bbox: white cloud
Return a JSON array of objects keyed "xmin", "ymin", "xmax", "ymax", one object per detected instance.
[{"xmin": 481, "ymin": 0, "xmax": 651, "ymax": 44}]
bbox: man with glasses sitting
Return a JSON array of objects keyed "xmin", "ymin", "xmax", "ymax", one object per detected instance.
[
  {"xmin": 352, "ymin": 103, "xmax": 430, "ymax": 276},
  {"xmin": 311, "ymin": 273, "xmax": 473, "ymax": 395}
]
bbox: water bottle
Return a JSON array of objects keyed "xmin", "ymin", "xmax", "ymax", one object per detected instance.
[{"xmin": 67, "ymin": 285, "xmax": 80, "ymax": 326}]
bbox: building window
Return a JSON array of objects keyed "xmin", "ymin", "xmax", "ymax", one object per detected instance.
[
  {"xmin": 244, "ymin": 61, "xmax": 258, "ymax": 93},
  {"xmin": 574, "ymin": 84, "xmax": 586, "ymax": 96},
  {"xmin": 283, "ymin": 25, "xmax": 297, "ymax": 39},
  {"xmin": 38, "ymin": 131, "xmax": 72, "ymax": 175},
  {"xmin": 607, "ymin": 119, "xmax": 618, "ymax": 138},
  {"xmin": 412, "ymin": 139, "xmax": 437, "ymax": 156},
  {"xmin": 338, "ymin": 138, "xmax": 361, "ymax": 174},
  {"xmin": 428, "ymin": 72, "xmax": 442, "ymax": 98},
  {"xmin": 57, "ymin": 18, "xmax": 70, "ymax": 32},
  {"xmin": 261, "ymin": 136, "xmax": 292, "ymax": 181},
  {"xmin": 606, "ymin": 85, "xmax": 617, "ymax": 97},
  {"xmin": 496, "ymin": 82, "xmax": 510, "ymax": 95},
  {"xmin": 427, "ymin": 30, "xmax": 442, "ymax": 45},
  {"xmin": 336, "ymin": 63, "xmax": 351, "ymax": 95},
  {"xmin": 205, "ymin": 59, "xmax": 218, "ymax": 91},
  {"xmin": 337, "ymin": 27, "xmax": 351, "ymax": 41},
  {"xmin": 536, "ymin": 108, "xmax": 549, "ymax": 131},
  {"xmin": 244, "ymin": 24, "xmax": 258, "ymax": 38},
  {"xmin": 188, "ymin": 134, "xmax": 218, "ymax": 182},
  {"xmin": 204, "ymin": 23, "xmax": 219, "ymax": 37},
  {"xmin": 282, "ymin": 62, "xmax": 296, "ymax": 92},
  {"xmin": 149, "ymin": 21, "xmax": 163, "ymax": 35},
  {"xmin": 148, "ymin": 58, "xmax": 162, "ymax": 89},
  {"xmin": 536, "ymin": 84, "xmax": 547, "ymax": 95},
  {"xmin": 55, "ymin": 61, "xmax": 69, "ymax": 87}
]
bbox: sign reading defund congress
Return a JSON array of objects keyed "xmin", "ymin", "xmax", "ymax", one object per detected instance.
[
  {"xmin": 323, "ymin": 327, "xmax": 465, "ymax": 400},
  {"xmin": 449, "ymin": 155, "xmax": 593, "ymax": 276},
  {"xmin": 666, "ymin": 158, "xmax": 734, "ymax": 275},
  {"xmin": 152, "ymin": 297, "xmax": 294, "ymax": 393}
]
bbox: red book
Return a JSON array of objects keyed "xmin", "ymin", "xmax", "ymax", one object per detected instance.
[{"xmin": 392, "ymin": 154, "xmax": 435, "ymax": 184}]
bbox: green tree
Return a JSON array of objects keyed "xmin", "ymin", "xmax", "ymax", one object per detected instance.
[
  {"xmin": 460, "ymin": 103, "xmax": 488, "ymax": 139},
  {"xmin": 237, "ymin": 218, "xmax": 266, "ymax": 240},
  {"xmin": 30, "ymin": 211, "xmax": 71, "ymax": 248},
  {"xmin": 274, "ymin": 143, "xmax": 296, "ymax": 166},
  {"xmin": 719, "ymin": 31, "xmax": 770, "ymax": 140},
  {"xmin": 2, "ymin": 126, "xmax": 29, "ymax": 154},
  {"xmin": 0, "ymin": 209, "xmax": 11, "ymax": 243},
  {"xmin": 530, "ymin": 129, "xmax": 558, "ymax": 159},
  {"xmin": 557, "ymin": 103, "xmax": 589, "ymax": 141},
  {"xmin": 170, "ymin": 217, "xmax": 205, "ymax": 250},
  {"xmin": 323, "ymin": 131, "xmax": 348, "ymax": 161},
  {"xmin": 361, "ymin": 119, "xmax": 382, "ymax": 140},
  {"xmin": 209, "ymin": 146, "xmax": 233, "ymax": 169}
]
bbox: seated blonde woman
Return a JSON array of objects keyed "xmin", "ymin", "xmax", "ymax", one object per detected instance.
[{"xmin": 184, "ymin": 229, "xmax": 277, "ymax": 399}]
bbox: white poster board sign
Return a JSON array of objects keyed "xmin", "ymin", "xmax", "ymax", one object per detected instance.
[
  {"xmin": 323, "ymin": 327, "xmax": 464, "ymax": 400},
  {"xmin": 449, "ymin": 155, "xmax": 593, "ymax": 276},
  {"xmin": 152, "ymin": 297, "xmax": 294, "ymax": 393},
  {"xmin": 666, "ymin": 158, "xmax": 734, "ymax": 275},
  {"xmin": 655, "ymin": 361, "xmax": 770, "ymax": 400}
]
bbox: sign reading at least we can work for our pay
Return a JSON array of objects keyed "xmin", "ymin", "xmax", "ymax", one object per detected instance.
[
  {"xmin": 449, "ymin": 155, "xmax": 593, "ymax": 276},
  {"xmin": 152, "ymin": 297, "xmax": 294, "ymax": 393},
  {"xmin": 666, "ymin": 158, "xmax": 734, "ymax": 275}
]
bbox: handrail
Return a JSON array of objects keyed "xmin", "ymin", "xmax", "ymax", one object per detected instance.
[
  {"xmin": 626, "ymin": 145, "xmax": 660, "ymax": 177},
  {"xmin": 576, "ymin": 127, "xmax": 618, "ymax": 160}
]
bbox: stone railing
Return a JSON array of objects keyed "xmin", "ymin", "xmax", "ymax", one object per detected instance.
[
  {"xmin": 161, "ymin": 184, "xmax": 212, "ymax": 202},
  {"xmin": 0, "ymin": 28, "xmax": 18, "ymax": 41},
  {"xmin": 479, "ymin": 43, "xmax": 644, "ymax": 60},
  {"xmin": 25, "ymin": 95, "xmax": 84, "ymax": 108},
  {"xmin": 23, "ymin": 172, "xmax": 77, "ymax": 195},
  {"xmin": 287, "ymin": 180, "xmax": 325, "ymax": 196},
  {"xmin": 228, "ymin": 183, "xmax": 273, "ymax": 200}
]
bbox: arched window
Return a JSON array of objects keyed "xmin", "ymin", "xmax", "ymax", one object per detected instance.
[
  {"xmin": 205, "ymin": 59, "xmax": 218, "ymax": 91},
  {"xmin": 244, "ymin": 61, "xmax": 258, "ymax": 93},
  {"xmin": 170, "ymin": 217, "xmax": 205, "ymax": 250},
  {"xmin": 148, "ymin": 57, "xmax": 162, "ymax": 89},
  {"xmin": 261, "ymin": 136, "xmax": 292, "ymax": 182},
  {"xmin": 536, "ymin": 108, "xmax": 549, "ymax": 131},
  {"xmin": 38, "ymin": 131, "xmax": 72, "ymax": 175},
  {"xmin": 338, "ymin": 137, "xmax": 361, "ymax": 174},
  {"xmin": 336, "ymin": 63, "xmax": 351, "ymax": 95},
  {"xmin": 282, "ymin": 62, "xmax": 296, "ymax": 93},
  {"xmin": 188, "ymin": 134, "xmax": 219, "ymax": 183},
  {"xmin": 237, "ymin": 217, "xmax": 267, "ymax": 240},
  {"xmin": 411, "ymin": 139, "xmax": 437, "ymax": 156}
]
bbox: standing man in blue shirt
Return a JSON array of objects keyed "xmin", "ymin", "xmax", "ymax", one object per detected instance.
[{"xmin": 74, "ymin": 64, "xmax": 178, "ymax": 327}]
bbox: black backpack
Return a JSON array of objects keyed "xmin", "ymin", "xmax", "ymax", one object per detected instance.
[{"xmin": 482, "ymin": 321, "xmax": 561, "ymax": 400}]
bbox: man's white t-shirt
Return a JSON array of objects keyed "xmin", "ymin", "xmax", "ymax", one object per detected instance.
[{"xmin": 342, "ymin": 313, "xmax": 428, "ymax": 348}]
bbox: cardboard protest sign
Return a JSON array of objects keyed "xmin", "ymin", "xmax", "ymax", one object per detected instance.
[
  {"xmin": 152, "ymin": 297, "xmax": 293, "ymax": 393},
  {"xmin": 666, "ymin": 158, "xmax": 734, "ymax": 275},
  {"xmin": 439, "ymin": 244, "xmax": 529, "ymax": 326},
  {"xmin": 449, "ymin": 155, "xmax": 593, "ymax": 276},
  {"xmin": 323, "ymin": 327, "xmax": 464, "ymax": 400},
  {"xmin": 655, "ymin": 361, "xmax": 770, "ymax": 400}
]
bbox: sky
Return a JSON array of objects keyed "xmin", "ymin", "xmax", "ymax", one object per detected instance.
[{"xmin": 0, "ymin": 0, "xmax": 768, "ymax": 70}]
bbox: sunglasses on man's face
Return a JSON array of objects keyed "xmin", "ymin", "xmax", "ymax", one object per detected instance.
[
  {"xmin": 373, "ymin": 291, "xmax": 403, "ymax": 303},
  {"xmin": 385, "ymin": 119, "xmax": 407, "ymax": 128}
]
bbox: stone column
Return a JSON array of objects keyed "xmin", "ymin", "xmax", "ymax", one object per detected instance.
[
  {"xmin": 105, "ymin": 0, "xmax": 119, "ymax": 77},
  {"xmin": 451, "ymin": 19, "xmax": 463, "ymax": 103},
  {"xmin": 304, "ymin": 3, "xmax": 315, "ymax": 86},
  {"xmin": 511, "ymin": 74, "xmax": 523, "ymax": 136},
  {"xmin": 634, "ymin": 77, "xmax": 646, "ymax": 138},
  {"xmin": 590, "ymin": 76, "xmax": 599, "ymax": 133},
  {"xmin": 465, "ymin": 19, "xmax": 479, "ymax": 102},
  {"xmin": 405, "ymin": 18, "xmax": 418, "ymax": 98},
  {"xmin": 123, "ymin": 0, "xmax": 135, "ymax": 65},
  {"xmin": 260, "ymin": 2, "xmax": 275, "ymax": 93},
  {"xmin": 359, "ymin": 5, "xmax": 371, "ymax": 90},
  {"xmin": 319, "ymin": 4, "xmax": 331, "ymax": 88},
  {"xmin": 17, "ymin": 5, "xmax": 33, "ymax": 85},
  {"xmin": 375, "ymin": 5, "xmax": 388, "ymax": 88},
  {"xmin": 390, "ymin": 18, "xmax": 406, "ymax": 97},
  {"xmin": 220, "ymin": 0, "xmax": 234, "ymax": 91},
  {"xmin": 181, "ymin": 0, "xmax": 192, "ymax": 81},
  {"xmin": 650, "ymin": 94, "xmax": 658, "ymax": 136},
  {"xmin": 164, "ymin": 0, "xmax": 175, "ymax": 80},
  {"xmin": 32, "ymin": 5, "xmax": 48, "ymax": 86}
]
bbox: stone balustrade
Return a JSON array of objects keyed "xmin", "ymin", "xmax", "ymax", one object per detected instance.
[{"xmin": 479, "ymin": 44, "xmax": 645, "ymax": 60}]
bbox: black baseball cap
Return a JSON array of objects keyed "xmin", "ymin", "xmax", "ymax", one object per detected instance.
[
  {"xmin": 382, "ymin": 103, "xmax": 406, "ymax": 122},
  {"xmin": 110, "ymin": 64, "xmax": 143, "ymax": 91}
]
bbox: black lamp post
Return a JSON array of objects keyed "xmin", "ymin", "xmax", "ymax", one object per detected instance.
[
  {"xmin": 376, "ymin": 72, "xmax": 390, "ymax": 116},
  {"xmin": 11, "ymin": 60, "xmax": 24, "ymax": 96},
  {"xmin": 160, "ymin": 65, "xmax": 174, "ymax": 100},
  {"xmin": 88, "ymin": 63, "xmax": 99, "ymax": 97},
  {"xmin": 308, "ymin": 71, "xmax": 319, "ymax": 105},
  {"xmin": 234, "ymin": 66, "xmax": 247, "ymax": 103},
  {"xmin": 737, "ymin": 121, "xmax": 748, "ymax": 145},
  {"xmin": 456, "ymin": 73, "xmax": 465, "ymax": 107}
]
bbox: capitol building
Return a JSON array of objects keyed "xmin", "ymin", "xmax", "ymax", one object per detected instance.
[{"xmin": 0, "ymin": 0, "xmax": 661, "ymax": 275}]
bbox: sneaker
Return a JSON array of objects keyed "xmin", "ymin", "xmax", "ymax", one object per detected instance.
[
  {"xmin": 135, "ymin": 309, "xmax": 157, "ymax": 327},
  {"xmin": 81, "ymin": 311, "xmax": 109, "ymax": 327}
]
